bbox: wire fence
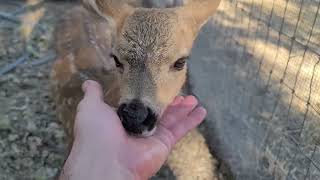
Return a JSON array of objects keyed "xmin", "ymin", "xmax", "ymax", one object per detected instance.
[
  {"xmin": 211, "ymin": 0, "xmax": 320, "ymax": 179},
  {"xmin": 0, "ymin": 0, "xmax": 320, "ymax": 179}
]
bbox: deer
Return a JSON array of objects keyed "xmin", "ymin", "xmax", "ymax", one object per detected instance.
[{"xmin": 51, "ymin": 0, "xmax": 222, "ymax": 179}]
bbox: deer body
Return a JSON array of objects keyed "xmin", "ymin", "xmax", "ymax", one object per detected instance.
[{"xmin": 51, "ymin": 1, "xmax": 221, "ymax": 179}]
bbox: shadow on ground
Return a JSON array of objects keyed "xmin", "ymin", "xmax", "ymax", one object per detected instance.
[{"xmin": 0, "ymin": 0, "xmax": 320, "ymax": 179}]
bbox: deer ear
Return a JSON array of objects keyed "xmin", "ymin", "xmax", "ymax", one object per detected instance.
[
  {"xmin": 82, "ymin": 0, "xmax": 134, "ymax": 28},
  {"xmin": 177, "ymin": 0, "xmax": 221, "ymax": 33}
]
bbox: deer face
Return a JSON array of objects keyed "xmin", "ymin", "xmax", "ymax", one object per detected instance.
[{"xmin": 83, "ymin": 0, "xmax": 221, "ymax": 136}]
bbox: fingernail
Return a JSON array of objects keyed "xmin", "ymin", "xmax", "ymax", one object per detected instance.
[
  {"xmin": 198, "ymin": 107, "xmax": 207, "ymax": 116},
  {"xmin": 183, "ymin": 96, "xmax": 198, "ymax": 105},
  {"xmin": 171, "ymin": 96, "xmax": 184, "ymax": 105}
]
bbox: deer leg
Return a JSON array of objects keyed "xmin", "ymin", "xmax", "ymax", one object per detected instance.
[{"xmin": 167, "ymin": 129, "xmax": 220, "ymax": 180}]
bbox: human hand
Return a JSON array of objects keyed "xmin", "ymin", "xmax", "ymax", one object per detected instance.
[{"xmin": 60, "ymin": 80, "xmax": 207, "ymax": 180}]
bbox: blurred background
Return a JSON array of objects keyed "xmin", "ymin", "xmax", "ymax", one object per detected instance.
[{"xmin": 0, "ymin": 0, "xmax": 319, "ymax": 179}]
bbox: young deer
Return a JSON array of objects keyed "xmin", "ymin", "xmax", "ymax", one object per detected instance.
[{"xmin": 51, "ymin": 0, "xmax": 222, "ymax": 179}]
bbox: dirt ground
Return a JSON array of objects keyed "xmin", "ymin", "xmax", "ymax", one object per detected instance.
[
  {"xmin": 1, "ymin": 0, "xmax": 320, "ymax": 180},
  {"xmin": 0, "ymin": 2, "xmax": 73, "ymax": 179},
  {"xmin": 0, "ymin": 1, "xmax": 207, "ymax": 179}
]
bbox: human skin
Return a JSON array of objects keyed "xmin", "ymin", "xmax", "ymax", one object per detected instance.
[{"xmin": 59, "ymin": 80, "xmax": 207, "ymax": 180}]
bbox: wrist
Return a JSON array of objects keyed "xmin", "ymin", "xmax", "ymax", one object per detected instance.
[{"xmin": 60, "ymin": 138, "xmax": 136, "ymax": 180}]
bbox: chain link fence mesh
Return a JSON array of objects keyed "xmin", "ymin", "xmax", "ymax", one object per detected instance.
[
  {"xmin": 200, "ymin": 0, "xmax": 320, "ymax": 179},
  {"xmin": 0, "ymin": 0, "xmax": 320, "ymax": 179}
]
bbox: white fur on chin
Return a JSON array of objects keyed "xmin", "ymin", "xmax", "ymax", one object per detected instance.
[{"xmin": 141, "ymin": 126, "xmax": 157, "ymax": 137}]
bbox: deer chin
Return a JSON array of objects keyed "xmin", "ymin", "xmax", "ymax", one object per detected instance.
[
  {"xmin": 137, "ymin": 107, "xmax": 166, "ymax": 137},
  {"xmin": 125, "ymin": 126, "xmax": 157, "ymax": 138},
  {"xmin": 141, "ymin": 126, "xmax": 157, "ymax": 137}
]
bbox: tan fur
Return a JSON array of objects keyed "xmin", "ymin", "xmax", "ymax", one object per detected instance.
[
  {"xmin": 51, "ymin": 0, "xmax": 221, "ymax": 179},
  {"xmin": 168, "ymin": 129, "xmax": 218, "ymax": 180}
]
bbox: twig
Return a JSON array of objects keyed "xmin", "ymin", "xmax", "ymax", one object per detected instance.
[
  {"xmin": 0, "ymin": 12, "xmax": 21, "ymax": 24},
  {"xmin": 0, "ymin": 23, "xmax": 17, "ymax": 28},
  {"xmin": 0, "ymin": 0, "xmax": 23, "ymax": 7},
  {"xmin": 27, "ymin": 45, "xmax": 41, "ymax": 58},
  {"xmin": 11, "ymin": 0, "xmax": 45, "ymax": 16},
  {"xmin": 0, "ymin": 54, "xmax": 29, "ymax": 76},
  {"xmin": 30, "ymin": 51, "xmax": 56, "ymax": 66}
]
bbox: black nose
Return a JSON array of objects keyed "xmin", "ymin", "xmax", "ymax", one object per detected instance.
[{"xmin": 117, "ymin": 100, "xmax": 157, "ymax": 134}]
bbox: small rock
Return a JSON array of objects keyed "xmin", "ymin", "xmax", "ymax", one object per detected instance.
[
  {"xmin": 8, "ymin": 134, "xmax": 18, "ymax": 141},
  {"xmin": 42, "ymin": 150, "xmax": 49, "ymax": 158},
  {"xmin": 46, "ymin": 168, "xmax": 58, "ymax": 178},
  {"xmin": 35, "ymin": 167, "xmax": 58, "ymax": 180},
  {"xmin": 0, "ymin": 91, "xmax": 6, "ymax": 97},
  {"xmin": 21, "ymin": 157, "xmax": 34, "ymax": 167},
  {"xmin": 12, "ymin": 77, "xmax": 21, "ymax": 84},
  {"xmin": 26, "ymin": 121, "xmax": 37, "ymax": 131},
  {"xmin": 11, "ymin": 143, "xmax": 21, "ymax": 154},
  {"xmin": 261, "ymin": 111, "xmax": 272, "ymax": 120},
  {"xmin": 28, "ymin": 136, "xmax": 42, "ymax": 146},
  {"xmin": 12, "ymin": 115, "xmax": 18, "ymax": 121},
  {"xmin": 7, "ymin": 74, "xmax": 15, "ymax": 80},
  {"xmin": 48, "ymin": 122, "xmax": 59, "ymax": 129},
  {"xmin": 7, "ymin": 47, "xmax": 16, "ymax": 54},
  {"xmin": 54, "ymin": 129, "xmax": 65, "ymax": 139},
  {"xmin": 37, "ymin": 72, "xmax": 44, "ymax": 78},
  {"xmin": 0, "ymin": 117, "xmax": 10, "ymax": 130}
]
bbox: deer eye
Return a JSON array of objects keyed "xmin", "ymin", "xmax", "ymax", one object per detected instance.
[
  {"xmin": 110, "ymin": 54, "xmax": 123, "ymax": 69},
  {"xmin": 173, "ymin": 57, "xmax": 188, "ymax": 71}
]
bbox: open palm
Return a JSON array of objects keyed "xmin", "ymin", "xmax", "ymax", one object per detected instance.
[{"xmin": 69, "ymin": 80, "xmax": 207, "ymax": 180}]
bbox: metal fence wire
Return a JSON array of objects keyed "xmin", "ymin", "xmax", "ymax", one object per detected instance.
[
  {"xmin": 210, "ymin": 0, "xmax": 320, "ymax": 179},
  {"xmin": 0, "ymin": 0, "xmax": 320, "ymax": 179}
]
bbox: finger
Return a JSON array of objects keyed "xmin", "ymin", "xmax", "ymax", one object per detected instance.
[
  {"xmin": 153, "ymin": 107, "xmax": 207, "ymax": 150},
  {"xmin": 81, "ymin": 80, "xmax": 104, "ymax": 103},
  {"xmin": 171, "ymin": 96, "xmax": 184, "ymax": 106},
  {"xmin": 159, "ymin": 113, "xmax": 177, "ymax": 128},
  {"xmin": 160, "ymin": 96, "xmax": 198, "ymax": 128},
  {"xmin": 162, "ymin": 96, "xmax": 184, "ymax": 116},
  {"xmin": 160, "ymin": 96, "xmax": 184, "ymax": 127},
  {"xmin": 169, "ymin": 106, "xmax": 207, "ymax": 141},
  {"xmin": 173, "ymin": 96, "xmax": 198, "ymax": 117}
]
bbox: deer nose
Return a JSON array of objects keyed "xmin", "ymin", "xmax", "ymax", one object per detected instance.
[{"xmin": 117, "ymin": 100, "xmax": 157, "ymax": 134}]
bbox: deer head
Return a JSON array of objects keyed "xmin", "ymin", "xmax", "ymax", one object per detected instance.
[{"xmin": 82, "ymin": 0, "xmax": 221, "ymax": 136}]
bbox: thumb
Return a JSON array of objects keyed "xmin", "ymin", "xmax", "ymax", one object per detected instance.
[{"xmin": 81, "ymin": 80, "xmax": 104, "ymax": 103}]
